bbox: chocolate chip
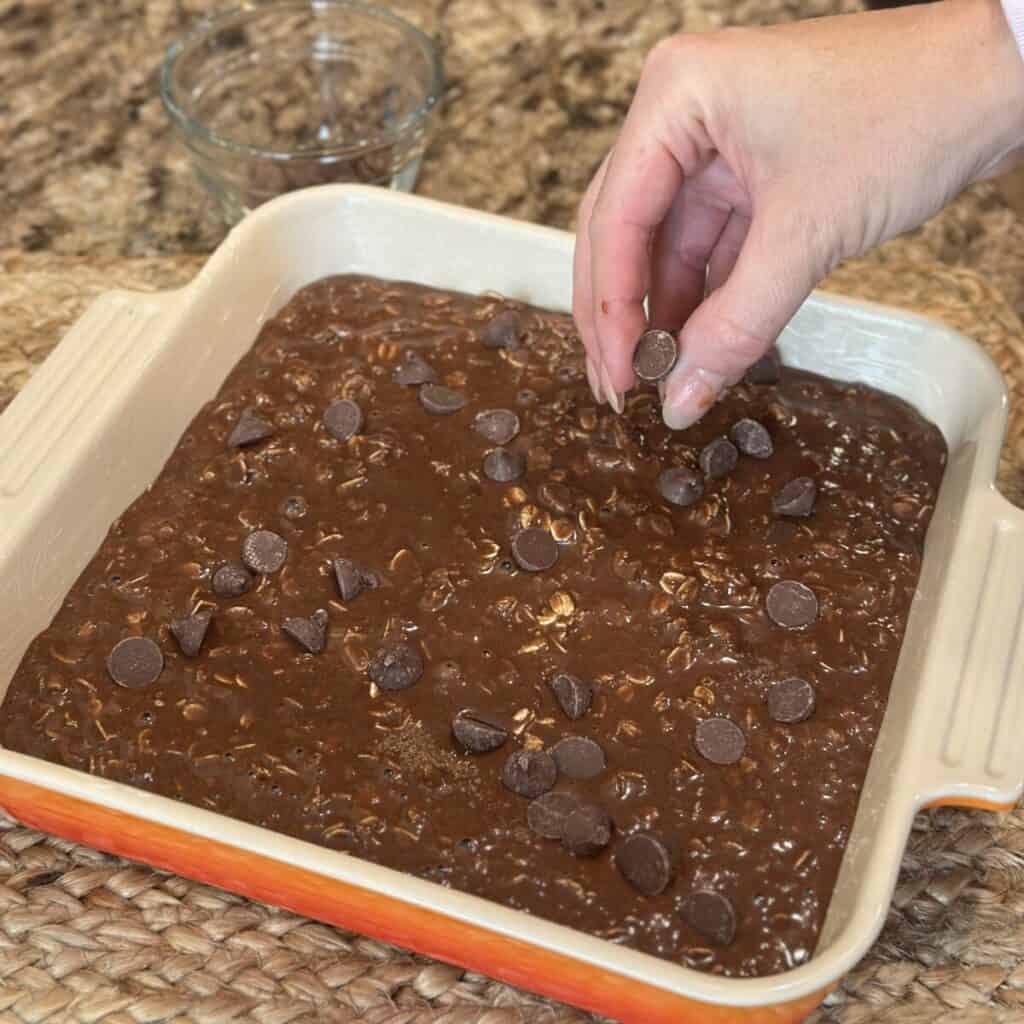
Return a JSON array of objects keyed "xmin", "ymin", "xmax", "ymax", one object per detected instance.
[
  {"xmin": 170, "ymin": 610, "xmax": 213, "ymax": 658},
  {"xmin": 212, "ymin": 561, "xmax": 254, "ymax": 597},
  {"xmin": 773, "ymin": 477, "xmax": 817, "ymax": 517},
  {"xmin": 551, "ymin": 736, "xmax": 606, "ymax": 780},
  {"xmin": 280, "ymin": 495, "xmax": 308, "ymax": 520},
  {"xmin": 562, "ymin": 803, "xmax": 613, "ymax": 857},
  {"xmin": 481, "ymin": 309, "xmax": 523, "ymax": 349},
  {"xmin": 730, "ymin": 418, "xmax": 773, "ymax": 459},
  {"xmin": 616, "ymin": 833, "xmax": 674, "ymax": 896},
  {"xmin": 241, "ymin": 530, "xmax": 288, "ymax": 574},
  {"xmin": 368, "ymin": 642, "xmax": 424, "ymax": 691},
  {"xmin": 694, "ymin": 717, "xmax": 746, "ymax": 765},
  {"xmin": 393, "ymin": 350, "xmax": 437, "ymax": 386},
  {"xmin": 501, "ymin": 749, "xmax": 558, "ymax": 799},
  {"xmin": 766, "ymin": 580, "xmax": 819, "ymax": 629},
  {"xmin": 419, "ymin": 384, "xmax": 466, "ymax": 415},
  {"xmin": 483, "ymin": 448, "xmax": 526, "ymax": 483},
  {"xmin": 657, "ymin": 467, "xmax": 704, "ymax": 508},
  {"xmin": 107, "ymin": 637, "xmax": 164, "ymax": 689},
  {"xmin": 550, "ymin": 673, "xmax": 593, "ymax": 720},
  {"xmin": 511, "ymin": 528, "xmax": 558, "ymax": 572},
  {"xmin": 632, "ymin": 329, "xmax": 678, "ymax": 382},
  {"xmin": 681, "ymin": 890, "xmax": 737, "ymax": 946},
  {"xmin": 744, "ymin": 349, "xmax": 781, "ymax": 385},
  {"xmin": 283, "ymin": 609, "xmax": 328, "ymax": 654},
  {"xmin": 333, "ymin": 558, "xmax": 365, "ymax": 601},
  {"xmin": 452, "ymin": 709, "xmax": 509, "ymax": 753},
  {"xmin": 699, "ymin": 438, "xmax": 739, "ymax": 480},
  {"xmin": 473, "ymin": 408, "xmax": 520, "ymax": 445},
  {"xmin": 767, "ymin": 677, "xmax": 817, "ymax": 724},
  {"xmin": 527, "ymin": 791, "xmax": 582, "ymax": 839},
  {"xmin": 323, "ymin": 399, "xmax": 364, "ymax": 441},
  {"xmin": 228, "ymin": 407, "xmax": 274, "ymax": 448}
]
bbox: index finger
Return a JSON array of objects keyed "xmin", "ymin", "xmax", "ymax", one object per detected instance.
[{"xmin": 588, "ymin": 118, "xmax": 683, "ymax": 397}]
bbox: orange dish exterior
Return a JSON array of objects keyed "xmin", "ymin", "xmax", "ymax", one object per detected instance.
[{"xmin": 0, "ymin": 775, "xmax": 829, "ymax": 1023}]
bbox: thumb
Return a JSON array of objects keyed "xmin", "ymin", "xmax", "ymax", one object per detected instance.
[{"xmin": 660, "ymin": 212, "xmax": 828, "ymax": 430}]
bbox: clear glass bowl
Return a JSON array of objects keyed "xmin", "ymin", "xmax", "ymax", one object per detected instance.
[{"xmin": 160, "ymin": 1, "xmax": 443, "ymax": 224}]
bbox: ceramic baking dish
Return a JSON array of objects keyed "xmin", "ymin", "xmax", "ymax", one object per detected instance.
[{"xmin": 0, "ymin": 186, "xmax": 1021, "ymax": 1023}]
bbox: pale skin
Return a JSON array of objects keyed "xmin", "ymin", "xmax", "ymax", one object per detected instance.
[{"xmin": 573, "ymin": 0, "xmax": 1024, "ymax": 428}]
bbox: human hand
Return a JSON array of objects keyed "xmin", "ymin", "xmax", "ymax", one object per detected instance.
[{"xmin": 573, "ymin": 0, "xmax": 1024, "ymax": 427}]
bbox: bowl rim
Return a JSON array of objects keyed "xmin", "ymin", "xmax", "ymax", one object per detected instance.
[{"xmin": 159, "ymin": 0, "xmax": 444, "ymax": 161}]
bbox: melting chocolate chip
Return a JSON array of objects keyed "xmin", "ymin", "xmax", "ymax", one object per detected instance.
[
  {"xmin": 323, "ymin": 399, "xmax": 364, "ymax": 441},
  {"xmin": 773, "ymin": 477, "xmax": 817, "ymax": 517},
  {"xmin": 212, "ymin": 561, "xmax": 254, "ymax": 598},
  {"xmin": 283, "ymin": 609, "xmax": 328, "ymax": 654},
  {"xmin": 699, "ymin": 438, "xmax": 739, "ymax": 480},
  {"xmin": 562, "ymin": 803, "xmax": 613, "ymax": 857},
  {"xmin": 766, "ymin": 580, "xmax": 819, "ymax": 629},
  {"xmin": 419, "ymin": 384, "xmax": 467, "ymax": 415},
  {"xmin": 333, "ymin": 558, "xmax": 364, "ymax": 601},
  {"xmin": 744, "ymin": 349, "xmax": 781, "ymax": 385},
  {"xmin": 393, "ymin": 351, "xmax": 437, "ymax": 386},
  {"xmin": 241, "ymin": 530, "xmax": 288, "ymax": 574},
  {"xmin": 452, "ymin": 709, "xmax": 509, "ymax": 753},
  {"xmin": 767, "ymin": 677, "xmax": 817, "ymax": 724},
  {"xmin": 228, "ymin": 407, "xmax": 275, "ymax": 448},
  {"xmin": 170, "ymin": 610, "xmax": 213, "ymax": 658},
  {"xmin": 107, "ymin": 637, "xmax": 164, "ymax": 689},
  {"xmin": 481, "ymin": 309, "xmax": 524, "ymax": 349},
  {"xmin": 551, "ymin": 736, "xmax": 606, "ymax": 780},
  {"xmin": 527, "ymin": 791, "xmax": 582, "ymax": 839},
  {"xmin": 632, "ymin": 329, "xmax": 678, "ymax": 382},
  {"xmin": 550, "ymin": 673, "xmax": 593, "ymax": 720},
  {"xmin": 483, "ymin": 448, "xmax": 526, "ymax": 483},
  {"xmin": 280, "ymin": 495, "xmax": 308, "ymax": 520},
  {"xmin": 473, "ymin": 408, "xmax": 521, "ymax": 445},
  {"xmin": 501, "ymin": 749, "xmax": 558, "ymax": 799},
  {"xmin": 511, "ymin": 528, "xmax": 559, "ymax": 572},
  {"xmin": 616, "ymin": 833, "xmax": 674, "ymax": 896},
  {"xmin": 368, "ymin": 642, "xmax": 424, "ymax": 691},
  {"xmin": 657, "ymin": 467, "xmax": 704, "ymax": 508},
  {"xmin": 730, "ymin": 418, "xmax": 774, "ymax": 459},
  {"xmin": 681, "ymin": 890, "xmax": 737, "ymax": 946},
  {"xmin": 694, "ymin": 717, "xmax": 746, "ymax": 765}
]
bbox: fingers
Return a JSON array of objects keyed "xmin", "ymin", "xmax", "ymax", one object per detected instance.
[
  {"xmin": 572, "ymin": 153, "xmax": 611, "ymax": 404},
  {"xmin": 705, "ymin": 209, "xmax": 751, "ymax": 295},
  {"xmin": 661, "ymin": 210, "xmax": 827, "ymax": 430},
  {"xmin": 587, "ymin": 123, "xmax": 684, "ymax": 410},
  {"xmin": 649, "ymin": 188, "xmax": 731, "ymax": 334}
]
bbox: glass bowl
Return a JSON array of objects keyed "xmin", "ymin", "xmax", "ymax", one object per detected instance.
[{"xmin": 160, "ymin": 0, "xmax": 443, "ymax": 224}]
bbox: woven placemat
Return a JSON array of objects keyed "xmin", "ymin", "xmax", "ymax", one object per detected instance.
[{"xmin": 0, "ymin": 245, "xmax": 1023, "ymax": 1024}]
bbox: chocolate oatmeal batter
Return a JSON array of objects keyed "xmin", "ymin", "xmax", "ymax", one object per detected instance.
[{"xmin": 1, "ymin": 275, "xmax": 946, "ymax": 977}]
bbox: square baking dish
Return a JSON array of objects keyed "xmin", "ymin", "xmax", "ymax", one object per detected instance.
[{"xmin": 0, "ymin": 186, "xmax": 1022, "ymax": 1024}]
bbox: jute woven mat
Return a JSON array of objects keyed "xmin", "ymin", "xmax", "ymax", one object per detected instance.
[{"xmin": 0, "ymin": 244, "xmax": 1023, "ymax": 1023}]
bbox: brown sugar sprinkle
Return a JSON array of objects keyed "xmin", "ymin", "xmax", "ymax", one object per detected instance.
[{"xmin": 0, "ymin": 274, "xmax": 945, "ymax": 980}]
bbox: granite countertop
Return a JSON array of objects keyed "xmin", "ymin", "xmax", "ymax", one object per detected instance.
[{"xmin": 4, "ymin": 0, "xmax": 1024, "ymax": 313}]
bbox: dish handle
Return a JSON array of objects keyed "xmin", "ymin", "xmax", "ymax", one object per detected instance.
[
  {"xmin": 919, "ymin": 487, "xmax": 1024, "ymax": 812},
  {"xmin": 0, "ymin": 288, "xmax": 184, "ymax": 501}
]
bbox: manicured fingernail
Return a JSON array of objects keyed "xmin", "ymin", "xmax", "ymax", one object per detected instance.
[
  {"xmin": 585, "ymin": 358, "xmax": 603, "ymax": 404},
  {"xmin": 663, "ymin": 368, "xmax": 726, "ymax": 430},
  {"xmin": 600, "ymin": 362, "xmax": 625, "ymax": 414}
]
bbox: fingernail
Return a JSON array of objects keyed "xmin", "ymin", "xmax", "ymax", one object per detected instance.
[
  {"xmin": 663, "ymin": 368, "xmax": 727, "ymax": 431},
  {"xmin": 600, "ymin": 362, "xmax": 625, "ymax": 414},
  {"xmin": 585, "ymin": 358, "xmax": 603, "ymax": 404}
]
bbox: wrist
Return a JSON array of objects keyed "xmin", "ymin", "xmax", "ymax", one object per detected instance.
[{"xmin": 951, "ymin": 0, "xmax": 1024, "ymax": 177}]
